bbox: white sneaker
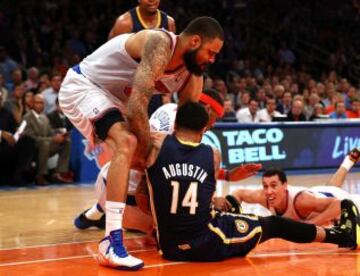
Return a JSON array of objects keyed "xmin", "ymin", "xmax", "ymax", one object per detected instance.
[{"xmin": 98, "ymin": 229, "xmax": 144, "ymax": 270}]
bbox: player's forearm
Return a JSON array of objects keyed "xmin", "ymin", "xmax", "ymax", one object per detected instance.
[
  {"xmin": 127, "ymin": 88, "xmax": 152, "ymax": 155},
  {"xmin": 307, "ymin": 200, "xmax": 341, "ymax": 225}
]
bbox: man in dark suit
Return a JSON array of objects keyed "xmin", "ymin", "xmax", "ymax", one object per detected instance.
[
  {"xmin": 285, "ymin": 99, "xmax": 307, "ymax": 122},
  {"xmin": 47, "ymin": 98, "xmax": 73, "ymax": 131},
  {"xmin": 0, "ymin": 90, "xmax": 35, "ymax": 185},
  {"xmin": 23, "ymin": 94, "xmax": 71, "ymax": 185}
]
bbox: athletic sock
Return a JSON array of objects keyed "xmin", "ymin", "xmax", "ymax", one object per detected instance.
[
  {"xmin": 341, "ymin": 156, "xmax": 355, "ymax": 171},
  {"xmin": 105, "ymin": 201, "xmax": 125, "ymax": 236},
  {"xmin": 85, "ymin": 203, "xmax": 104, "ymax": 220}
]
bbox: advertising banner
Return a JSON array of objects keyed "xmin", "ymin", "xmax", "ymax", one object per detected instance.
[{"xmin": 202, "ymin": 122, "xmax": 360, "ymax": 170}]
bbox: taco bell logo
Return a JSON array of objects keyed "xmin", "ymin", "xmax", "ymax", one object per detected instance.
[{"xmin": 202, "ymin": 131, "xmax": 222, "ymax": 154}]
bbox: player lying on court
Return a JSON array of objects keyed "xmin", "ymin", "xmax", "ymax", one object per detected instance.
[
  {"xmin": 74, "ymin": 89, "xmax": 261, "ymax": 239},
  {"xmin": 226, "ymin": 150, "xmax": 360, "ymax": 226},
  {"xmin": 144, "ymin": 102, "xmax": 360, "ymax": 262}
]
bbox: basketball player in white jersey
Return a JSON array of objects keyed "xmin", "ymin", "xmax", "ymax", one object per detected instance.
[
  {"xmin": 59, "ymin": 17, "xmax": 224, "ymax": 270},
  {"xmin": 229, "ymin": 148, "xmax": 360, "ymax": 226}
]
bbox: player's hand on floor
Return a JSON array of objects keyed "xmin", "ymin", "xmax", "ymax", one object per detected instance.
[
  {"xmin": 213, "ymin": 196, "xmax": 232, "ymax": 211},
  {"xmin": 228, "ymin": 163, "xmax": 262, "ymax": 181}
]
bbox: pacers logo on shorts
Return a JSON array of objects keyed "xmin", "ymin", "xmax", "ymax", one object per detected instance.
[{"xmin": 235, "ymin": 219, "xmax": 249, "ymax": 234}]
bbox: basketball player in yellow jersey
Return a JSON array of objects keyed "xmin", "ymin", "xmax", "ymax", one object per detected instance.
[{"xmin": 108, "ymin": 0, "xmax": 176, "ymax": 39}]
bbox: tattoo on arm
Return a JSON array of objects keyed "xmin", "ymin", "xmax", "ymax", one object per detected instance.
[{"xmin": 127, "ymin": 32, "xmax": 172, "ymax": 156}]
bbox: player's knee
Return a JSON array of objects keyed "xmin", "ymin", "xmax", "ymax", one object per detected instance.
[{"xmin": 111, "ymin": 131, "xmax": 138, "ymax": 156}]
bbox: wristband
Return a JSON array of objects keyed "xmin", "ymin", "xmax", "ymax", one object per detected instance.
[
  {"xmin": 218, "ymin": 168, "xmax": 229, "ymax": 181},
  {"xmin": 218, "ymin": 168, "xmax": 225, "ymax": 180}
]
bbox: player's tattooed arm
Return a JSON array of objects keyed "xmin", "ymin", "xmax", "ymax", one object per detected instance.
[{"xmin": 127, "ymin": 32, "xmax": 172, "ymax": 160}]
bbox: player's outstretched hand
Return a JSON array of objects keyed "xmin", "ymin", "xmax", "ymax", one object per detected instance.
[{"xmin": 228, "ymin": 163, "xmax": 262, "ymax": 181}]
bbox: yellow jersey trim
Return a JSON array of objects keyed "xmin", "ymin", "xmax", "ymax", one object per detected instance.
[
  {"xmin": 177, "ymin": 137, "xmax": 200, "ymax": 147},
  {"xmin": 208, "ymin": 223, "xmax": 262, "ymax": 244},
  {"xmin": 136, "ymin": 7, "xmax": 161, "ymax": 29}
]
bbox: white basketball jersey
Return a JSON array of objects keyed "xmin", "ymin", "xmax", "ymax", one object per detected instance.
[
  {"xmin": 79, "ymin": 30, "xmax": 191, "ymax": 101},
  {"xmin": 149, "ymin": 103, "xmax": 177, "ymax": 133},
  {"xmin": 269, "ymin": 185, "xmax": 351, "ymax": 222}
]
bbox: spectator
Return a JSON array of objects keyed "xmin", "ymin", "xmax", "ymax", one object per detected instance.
[
  {"xmin": 24, "ymin": 67, "xmax": 40, "ymax": 91},
  {"xmin": 278, "ymin": 41, "xmax": 296, "ymax": 65},
  {"xmin": 23, "ymin": 94, "xmax": 72, "ymax": 185},
  {"xmin": 0, "ymin": 90, "xmax": 35, "ymax": 185},
  {"xmin": 236, "ymin": 98, "xmax": 261, "ymax": 123},
  {"xmin": 321, "ymin": 83, "xmax": 336, "ymax": 108},
  {"xmin": 285, "ymin": 99, "xmax": 307, "ymax": 121},
  {"xmin": 344, "ymin": 86, "xmax": 358, "ymax": 109},
  {"xmin": 255, "ymin": 88, "xmax": 267, "ymax": 109},
  {"xmin": 304, "ymin": 93, "xmax": 321, "ymax": 120},
  {"xmin": 220, "ymin": 97, "xmax": 237, "ymax": 122},
  {"xmin": 238, "ymin": 90, "xmax": 251, "ymax": 109},
  {"xmin": 38, "ymin": 74, "xmax": 51, "ymax": 93},
  {"xmin": 0, "ymin": 73, "xmax": 8, "ymax": 103},
  {"xmin": 0, "ymin": 46, "xmax": 18, "ymax": 85},
  {"xmin": 273, "ymin": 84, "xmax": 285, "ymax": 101},
  {"xmin": 47, "ymin": 99, "xmax": 73, "ymax": 131},
  {"xmin": 258, "ymin": 95, "xmax": 282, "ymax": 122},
  {"xmin": 22, "ymin": 90, "xmax": 34, "ymax": 116},
  {"xmin": 329, "ymin": 101, "xmax": 348, "ymax": 119},
  {"xmin": 276, "ymin": 91, "xmax": 293, "ymax": 114},
  {"xmin": 212, "ymin": 77, "xmax": 228, "ymax": 99},
  {"xmin": 4, "ymin": 84, "xmax": 25, "ymax": 124},
  {"xmin": 6, "ymin": 68, "xmax": 24, "ymax": 93},
  {"xmin": 346, "ymin": 98, "xmax": 360, "ymax": 119},
  {"xmin": 42, "ymin": 74, "xmax": 62, "ymax": 114},
  {"xmin": 309, "ymin": 103, "xmax": 328, "ymax": 121}
]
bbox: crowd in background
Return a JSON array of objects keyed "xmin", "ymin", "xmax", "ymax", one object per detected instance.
[{"xmin": 0, "ymin": 0, "xmax": 360, "ymax": 185}]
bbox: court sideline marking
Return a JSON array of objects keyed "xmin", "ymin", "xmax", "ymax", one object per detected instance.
[{"xmin": 1, "ymin": 247, "xmax": 359, "ymax": 268}]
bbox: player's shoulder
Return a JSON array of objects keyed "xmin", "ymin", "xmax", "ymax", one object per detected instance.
[
  {"xmin": 109, "ymin": 12, "xmax": 133, "ymax": 38},
  {"xmin": 166, "ymin": 15, "xmax": 176, "ymax": 32}
]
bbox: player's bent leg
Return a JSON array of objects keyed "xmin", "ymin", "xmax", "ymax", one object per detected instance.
[
  {"xmin": 123, "ymin": 205, "xmax": 154, "ymax": 234},
  {"xmin": 74, "ymin": 162, "xmax": 109, "ymax": 230},
  {"xmin": 258, "ymin": 200, "xmax": 359, "ymax": 249},
  {"xmin": 99, "ymin": 122, "xmax": 143, "ymax": 270}
]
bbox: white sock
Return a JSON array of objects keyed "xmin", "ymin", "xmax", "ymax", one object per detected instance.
[
  {"xmin": 85, "ymin": 203, "xmax": 104, "ymax": 220},
  {"xmin": 341, "ymin": 156, "xmax": 355, "ymax": 171},
  {"xmin": 105, "ymin": 201, "xmax": 125, "ymax": 236}
]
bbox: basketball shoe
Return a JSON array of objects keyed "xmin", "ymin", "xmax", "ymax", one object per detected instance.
[
  {"xmin": 74, "ymin": 209, "xmax": 105, "ymax": 230},
  {"xmin": 337, "ymin": 199, "xmax": 360, "ymax": 249},
  {"xmin": 98, "ymin": 229, "xmax": 144, "ymax": 270},
  {"xmin": 349, "ymin": 148, "xmax": 360, "ymax": 163}
]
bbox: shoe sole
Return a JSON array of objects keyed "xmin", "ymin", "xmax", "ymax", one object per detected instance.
[
  {"xmin": 98, "ymin": 253, "xmax": 144, "ymax": 270},
  {"xmin": 351, "ymin": 205, "xmax": 360, "ymax": 250}
]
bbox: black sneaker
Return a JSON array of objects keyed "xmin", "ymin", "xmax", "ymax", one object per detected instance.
[
  {"xmin": 338, "ymin": 199, "xmax": 360, "ymax": 249},
  {"xmin": 225, "ymin": 195, "xmax": 243, "ymax": 214},
  {"xmin": 74, "ymin": 209, "xmax": 105, "ymax": 230},
  {"xmin": 349, "ymin": 148, "xmax": 360, "ymax": 163}
]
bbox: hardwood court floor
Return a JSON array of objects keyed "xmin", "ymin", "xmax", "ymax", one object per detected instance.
[{"xmin": 1, "ymin": 172, "xmax": 360, "ymax": 275}]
